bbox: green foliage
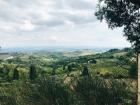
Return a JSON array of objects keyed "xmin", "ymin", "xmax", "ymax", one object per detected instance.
[
  {"xmin": 29, "ymin": 64, "xmax": 37, "ymax": 80},
  {"xmin": 0, "ymin": 76, "xmax": 136, "ymax": 105},
  {"xmin": 95, "ymin": 0, "xmax": 140, "ymax": 51},
  {"xmin": 67, "ymin": 64, "xmax": 73, "ymax": 72},
  {"xmin": 13, "ymin": 67, "xmax": 19, "ymax": 80},
  {"xmin": 129, "ymin": 62, "xmax": 137, "ymax": 79},
  {"xmin": 82, "ymin": 66, "xmax": 89, "ymax": 76},
  {"xmin": 108, "ymin": 49, "xmax": 119, "ymax": 53},
  {"xmin": 51, "ymin": 67, "xmax": 56, "ymax": 75},
  {"xmin": 74, "ymin": 76, "xmax": 136, "ymax": 105},
  {"xmin": 0, "ymin": 48, "xmax": 137, "ymax": 104},
  {"xmin": 23, "ymin": 77, "xmax": 72, "ymax": 105}
]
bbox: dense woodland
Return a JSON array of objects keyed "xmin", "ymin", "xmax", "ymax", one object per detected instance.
[{"xmin": 0, "ymin": 48, "xmax": 137, "ymax": 105}]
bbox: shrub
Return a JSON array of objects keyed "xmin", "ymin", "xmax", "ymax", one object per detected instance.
[
  {"xmin": 73, "ymin": 76, "xmax": 135, "ymax": 105},
  {"xmin": 25, "ymin": 77, "xmax": 72, "ymax": 105}
]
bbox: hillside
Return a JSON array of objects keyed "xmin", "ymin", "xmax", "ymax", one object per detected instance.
[
  {"xmin": 0, "ymin": 48, "xmax": 137, "ymax": 105},
  {"xmin": 63, "ymin": 49, "xmax": 95, "ymax": 57}
]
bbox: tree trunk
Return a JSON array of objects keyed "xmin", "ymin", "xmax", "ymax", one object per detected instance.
[{"xmin": 138, "ymin": 53, "xmax": 140, "ymax": 104}]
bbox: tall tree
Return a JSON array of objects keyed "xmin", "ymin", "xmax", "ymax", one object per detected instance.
[
  {"xmin": 95, "ymin": 0, "xmax": 140, "ymax": 104},
  {"xmin": 82, "ymin": 66, "xmax": 89, "ymax": 76},
  {"xmin": 13, "ymin": 66, "xmax": 19, "ymax": 80},
  {"xmin": 95, "ymin": 0, "xmax": 140, "ymax": 51},
  {"xmin": 29, "ymin": 64, "xmax": 36, "ymax": 80}
]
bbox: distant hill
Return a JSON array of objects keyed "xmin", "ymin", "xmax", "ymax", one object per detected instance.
[{"xmin": 63, "ymin": 49, "xmax": 95, "ymax": 57}]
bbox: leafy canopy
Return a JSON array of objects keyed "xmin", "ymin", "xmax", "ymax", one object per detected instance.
[{"xmin": 95, "ymin": 0, "xmax": 140, "ymax": 52}]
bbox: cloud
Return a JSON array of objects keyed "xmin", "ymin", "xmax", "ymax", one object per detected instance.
[
  {"xmin": 0, "ymin": 0, "xmax": 96, "ymax": 31},
  {"xmin": 0, "ymin": 0, "xmax": 131, "ymax": 48},
  {"xmin": 20, "ymin": 20, "xmax": 36, "ymax": 31},
  {"xmin": 65, "ymin": 0, "xmax": 96, "ymax": 10}
]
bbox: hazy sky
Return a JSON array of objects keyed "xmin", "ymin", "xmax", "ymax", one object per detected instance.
[{"xmin": 0, "ymin": 0, "xmax": 131, "ymax": 48}]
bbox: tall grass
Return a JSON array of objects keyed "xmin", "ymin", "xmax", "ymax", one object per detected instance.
[
  {"xmin": 73, "ymin": 76, "xmax": 136, "ymax": 105},
  {"xmin": 0, "ymin": 76, "xmax": 136, "ymax": 105}
]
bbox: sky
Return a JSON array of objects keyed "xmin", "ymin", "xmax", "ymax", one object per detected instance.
[{"xmin": 0, "ymin": 0, "xmax": 131, "ymax": 48}]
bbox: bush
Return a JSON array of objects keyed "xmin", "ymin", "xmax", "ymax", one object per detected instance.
[
  {"xmin": 29, "ymin": 64, "xmax": 37, "ymax": 80},
  {"xmin": 25, "ymin": 77, "xmax": 72, "ymax": 105},
  {"xmin": 13, "ymin": 67, "xmax": 19, "ymax": 80},
  {"xmin": 0, "ymin": 76, "xmax": 136, "ymax": 105},
  {"xmin": 73, "ymin": 76, "xmax": 135, "ymax": 105}
]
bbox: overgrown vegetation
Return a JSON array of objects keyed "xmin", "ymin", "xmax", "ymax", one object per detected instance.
[{"xmin": 0, "ymin": 48, "xmax": 137, "ymax": 105}]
